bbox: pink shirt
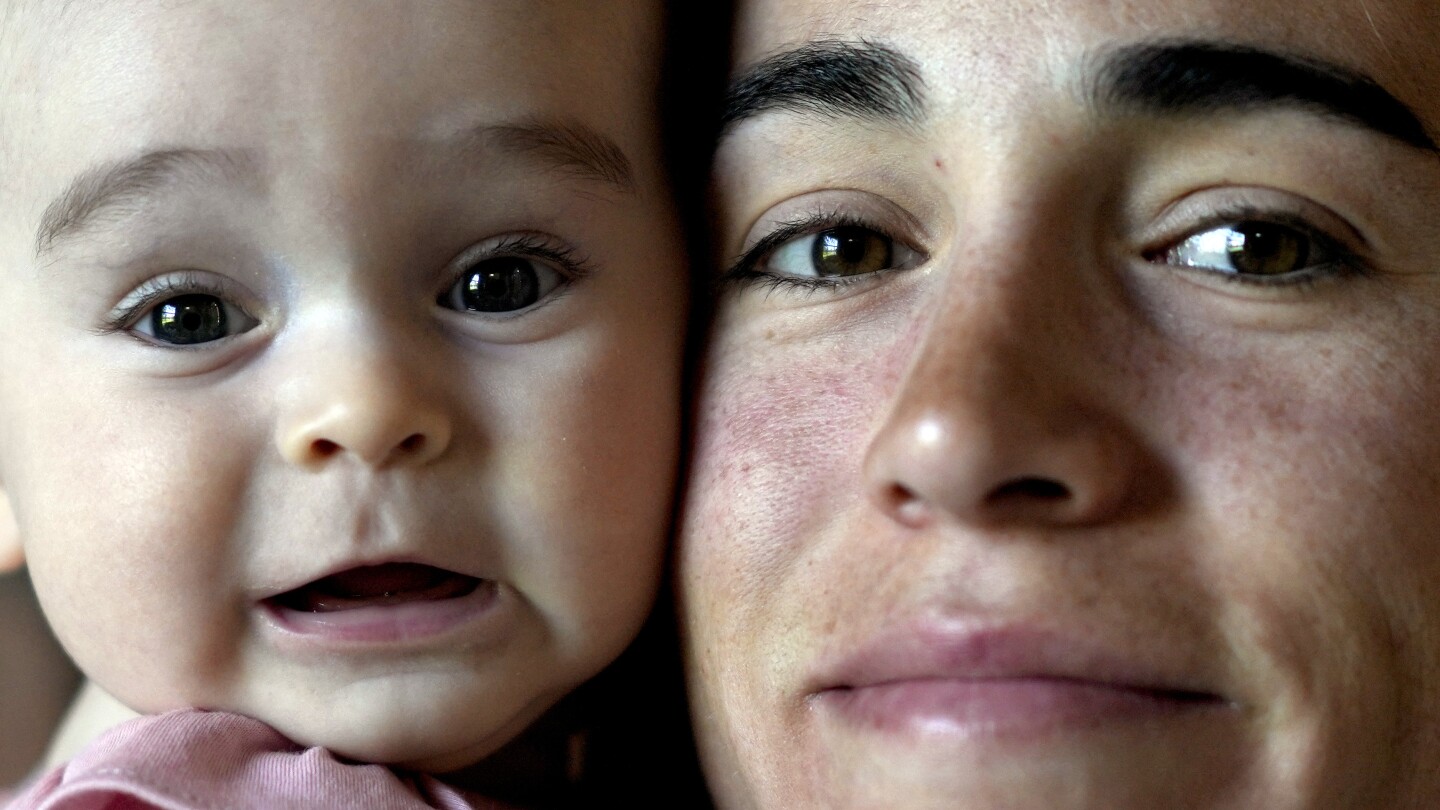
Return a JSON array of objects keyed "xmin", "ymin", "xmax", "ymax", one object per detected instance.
[{"xmin": 4, "ymin": 709, "xmax": 513, "ymax": 810}]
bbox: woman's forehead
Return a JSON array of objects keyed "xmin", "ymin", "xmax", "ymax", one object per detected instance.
[{"xmin": 732, "ymin": 0, "xmax": 1440, "ymax": 126}]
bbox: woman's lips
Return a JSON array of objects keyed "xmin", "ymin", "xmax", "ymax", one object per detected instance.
[
  {"xmin": 817, "ymin": 677, "xmax": 1223, "ymax": 739},
  {"xmin": 810, "ymin": 625, "xmax": 1231, "ymax": 741},
  {"xmin": 261, "ymin": 562, "xmax": 498, "ymax": 644}
]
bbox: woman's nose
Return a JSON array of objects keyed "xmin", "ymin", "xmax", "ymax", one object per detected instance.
[
  {"xmin": 862, "ymin": 252, "xmax": 1147, "ymax": 531},
  {"xmin": 275, "ymin": 331, "xmax": 453, "ymax": 469}
]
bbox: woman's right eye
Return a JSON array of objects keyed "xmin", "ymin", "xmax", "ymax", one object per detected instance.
[
  {"xmin": 762, "ymin": 225, "xmax": 917, "ymax": 280},
  {"xmin": 132, "ymin": 293, "xmax": 258, "ymax": 345}
]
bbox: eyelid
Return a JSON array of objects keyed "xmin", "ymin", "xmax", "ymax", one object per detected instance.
[{"xmin": 1142, "ymin": 186, "xmax": 1369, "ymax": 256}]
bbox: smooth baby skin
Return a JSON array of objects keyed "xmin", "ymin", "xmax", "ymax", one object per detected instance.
[{"xmin": 0, "ymin": 0, "xmax": 684, "ymax": 773}]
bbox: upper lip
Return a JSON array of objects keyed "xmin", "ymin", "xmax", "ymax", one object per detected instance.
[{"xmin": 807, "ymin": 621, "xmax": 1229, "ymax": 704}]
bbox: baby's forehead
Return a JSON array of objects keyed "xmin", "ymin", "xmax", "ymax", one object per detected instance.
[{"xmin": 0, "ymin": 0, "xmax": 672, "ymax": 273}]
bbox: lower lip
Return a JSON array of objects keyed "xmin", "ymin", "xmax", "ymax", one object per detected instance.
[
  {"xmin": 260, "ymin": 580, "xmax": 500, "ymax": 646},
  {"xmin": 816, "ymin": 678, "xmax": 1218, "ymax": 740}
]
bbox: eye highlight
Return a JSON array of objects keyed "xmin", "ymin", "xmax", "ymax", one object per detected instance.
[
  {"xmin": 104, "ymin": 273, "xmax": 260, "ymax": 347},
  {"xmin": 437, "ymin": 234, "xmax": 592, "ymax": 317},
  {"xmin": 726, "ymin": 212, "xmax": 926, "ymax": 292},
  {"xmin": 135, "ymin": 294, "xmax": 254, "ymax": 345},
  {"xmin": 1153, "ymin": 219, "xmax": 1344, "ymax": 280},
  {"xmin": 440, "ymin": 257, "xmax": 563, "ymax": 313}
]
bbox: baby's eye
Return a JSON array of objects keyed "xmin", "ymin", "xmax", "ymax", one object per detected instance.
[
  {"xmin": 133, "ymin": 293, "xmax": 258, "ymax": 345},
  {"xmin": 766, "ymin": 225, "xmax": 918, "ymax": 279},
  {"xmin": 439, "ymin": 256, "xmax": 565, "ymax": 313},
  {"xmin": 1152, "ymin": 220, "xmax": 1339, "ymax": 279}
]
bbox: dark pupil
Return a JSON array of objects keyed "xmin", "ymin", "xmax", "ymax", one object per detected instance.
[
  {"xmin": 152, "ymin": 294, "xmax": 226, "ymax": 344},
  {"xmin": 462, "ymin": 258, "xmax": 540, "ymax": 312},
  {"xmin": 813, "ymin": 226, "xmax": 892, "ymax": 277},
  {"xmin": 1226, "ymin": 222, "xmax": 1308, "ymax": 276}
]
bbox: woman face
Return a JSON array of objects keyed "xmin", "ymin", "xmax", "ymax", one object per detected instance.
[{"xmin": 680, "ymin": 0, "xmax": 1440, "ymax": 807}]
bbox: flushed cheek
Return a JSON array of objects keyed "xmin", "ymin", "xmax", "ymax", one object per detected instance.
[
  {"xmin": 688, "ymin": 315, "xmax": 905, "ymax": 588},
  {"xmin": 683, "ymin": 314, "xmax": 912, "ymax": 752}
]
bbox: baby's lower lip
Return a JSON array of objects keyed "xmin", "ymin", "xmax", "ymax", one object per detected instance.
[{"xmin": 260, "ymin": 563, "xmax": 499, "ymax": 644}]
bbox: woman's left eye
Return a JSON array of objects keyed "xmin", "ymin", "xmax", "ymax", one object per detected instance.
[
  {"xmin": 1152, "ymin": 220, "xmax": 1341, "ymax": 280},
  {"xmin": 439, "ymin": 256, "xmax": 565, "ymax": 313}
]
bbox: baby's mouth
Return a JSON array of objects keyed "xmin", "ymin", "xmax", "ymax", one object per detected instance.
[{"xmin": 267, "ymin": 563, "xmax": 481, "ymax": 613}]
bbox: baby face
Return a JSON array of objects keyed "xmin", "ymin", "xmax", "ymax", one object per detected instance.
[{"xmin": 0, "ymin": 0, "xmax": 683, "ymax": 771}]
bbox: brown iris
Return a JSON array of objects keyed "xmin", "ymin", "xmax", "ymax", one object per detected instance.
[
  {"xmin": 812, "ymin": 226, "xmax": 893, "ymax": 277},
  {"xmin": 1225, "ymin": 222, "xmax": 1309, "ymax": 276}
]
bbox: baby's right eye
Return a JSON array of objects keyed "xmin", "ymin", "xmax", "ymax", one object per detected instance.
[{"xmin": 133, "ymin": 293, "xmax": 258, "ymax": 345}]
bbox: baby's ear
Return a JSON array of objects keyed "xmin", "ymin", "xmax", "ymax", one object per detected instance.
[{"xmin": 0, "ymin": 487, "xmax": 22, "ymax": 572}]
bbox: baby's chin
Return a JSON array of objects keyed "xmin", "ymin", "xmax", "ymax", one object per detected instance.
[{"xmin": 249, "ymin": 685, "xmax": 564, "ymax": 772}]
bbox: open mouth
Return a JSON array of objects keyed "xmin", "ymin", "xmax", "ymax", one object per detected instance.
[{"xmin": 266, "ymin": 563, "xmax": 481, "ymax": 613}]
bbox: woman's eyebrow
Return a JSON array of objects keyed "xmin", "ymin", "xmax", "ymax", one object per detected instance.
[
  {"xmin": 35, "ymin": 148, "xmax": 252, "ymax": 257},
  {"xmin": 1089, "ymin": 39, "xmax": 1439, "ymax": 153},
  {"xmin": 720, "ymin": 40, "xmax": 926, "ymax": 135}
]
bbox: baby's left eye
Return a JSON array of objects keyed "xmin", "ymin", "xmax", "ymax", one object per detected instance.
[
  {"xmin": 1152, "ymin": 220, "xmax": 1339, "ymax": 279},
  {"xmin": 133, "ymin": 293, "xmax": 258, "ymax": 345},
  {"xmin": 439, "ymin": 257, "xmax": 565, "ymax": 313}
]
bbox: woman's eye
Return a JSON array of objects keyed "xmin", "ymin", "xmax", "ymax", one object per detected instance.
[
  {"xmin": 767, "ymin": 225, "xmax": 912, "ymax": 279},
  {"xmin": 133, "ymin": 293, "xmax": 257, "ymax": 345},
  {"xmin": 1155, "ymin": 220, "xmax": 1334, "ymax": 278},
  {"xmin": 440, "ymin": 256, "xmax": 564, "ymax": 313}
]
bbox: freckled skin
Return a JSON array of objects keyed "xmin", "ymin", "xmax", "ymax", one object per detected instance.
[{"xmin": 681, "ymin": 0, "xmax": 1440, "ymax": 807}]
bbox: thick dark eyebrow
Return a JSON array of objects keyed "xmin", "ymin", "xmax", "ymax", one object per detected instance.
[
  {"xmin": 480, "ymin": 120, "xmax": 636, "ymax": 194},
  {"xmin": 35, "ymin": 148, "xmax": 250, "ymax": 257},
  {"xmin": 1091, "ymin": 40, "xmax": 1438, "ymax": 152},
  {"xmin": 721, "ymin": 40, "xmax": 925, "ymax": 134}
]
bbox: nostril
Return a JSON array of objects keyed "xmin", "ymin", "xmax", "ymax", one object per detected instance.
[
  {"xmin": 311, "ymin": 439, "xmax": 339, "ymax": 458},
  {"xmin": 989, "ymin": 477, "xmax": 1070, "ymax": 502},
  {"xmin": 399, "ymin": 434, "xmax": 426, "ymax": 453}
]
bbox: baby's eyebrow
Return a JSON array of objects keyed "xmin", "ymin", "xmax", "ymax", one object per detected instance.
[
  {"xmin": 481, "ymin": 120, "xmax": 637, "ymax": 194},
  {"xmin": 35, "ymin": 148, "xmax": 253, "ymax": 257}
]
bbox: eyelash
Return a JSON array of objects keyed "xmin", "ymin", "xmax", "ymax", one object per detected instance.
[
  {"xmin": 447, "ymin": 233, "xmax": 597, "ymax": 288},
  {"xmin": 722, "ymin": 211, "xmax": 922, "ymax": 295},
  {"xmin": 97, "ymin": 271, "xmax": 248, "ymax": 338}
]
